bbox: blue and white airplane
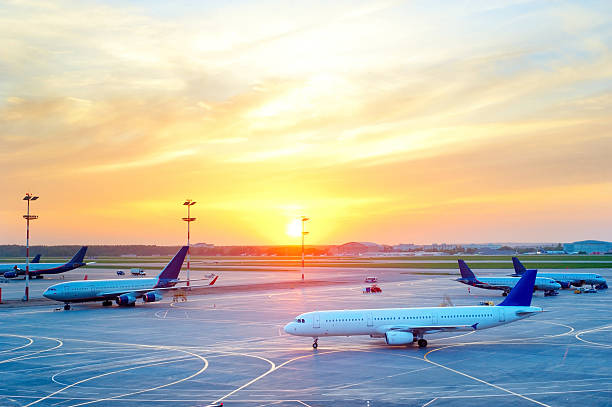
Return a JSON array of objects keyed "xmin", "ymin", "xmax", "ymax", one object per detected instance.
[
  {"xmin": 285, "ymin": 269, "xmax": 542, "ymax": 349},
  {"xmin": 0, "ymin": 247, "xmax": 90, "ymax": 279},
  {"xmin": 43, "ymin": 246, "xmax": 217, "ymax": 310},
  {"xmin": 456, "ymin": 259, "xmax": 560, "ymax": 296},
  {"xmin": 511, "ymin": 257, "xmax": 607, "ymax": 289}
]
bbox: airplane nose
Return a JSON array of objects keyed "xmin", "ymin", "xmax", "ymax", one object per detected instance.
[{"xmin": 283, "ymin": 323, "xmax": 294, "ymax": 334}]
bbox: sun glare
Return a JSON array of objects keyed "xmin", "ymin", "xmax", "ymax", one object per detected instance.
[{"xmin": 286, "ymin": 219, "xmax": 302, "ymax": 238}]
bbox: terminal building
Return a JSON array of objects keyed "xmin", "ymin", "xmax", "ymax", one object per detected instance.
[
  {"xmin": 337, "ymin": 242, "xmax": 384, "ymax": 255},
  {"xmin": 563, "ymin": 240, "xmax": 612, "ymax": 254}
]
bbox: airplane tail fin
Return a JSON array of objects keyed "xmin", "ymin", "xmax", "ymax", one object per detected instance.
[
  {"xmin": 498, "ymin": 269, "xmax": 537, "ymax": 307},
  {"xmin": 458, "ymin": 260, "xmax": 477, "ymax": 280},
  {"xmin": 31, "ymin": 254, "xmax": 41, "ymax": 263},
  {"xmin": 69, "ymin": 246, "xmax": 88, "ymax": 264},
  {"xmin": 512, "ymin": 257, "xmax": 527, "ymax": 275},
  {"xmin": 157, "ymin": 246, "xmax": 189, "ymax": 281},
  {"xmin": 209, "ymin": 275, "xmax": 219, "ymax": 286}
]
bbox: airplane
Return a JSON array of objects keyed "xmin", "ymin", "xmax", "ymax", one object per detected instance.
[
  {"xmin": 43, "ymin": 246, "xmax": 218, "ymax": 310},
  {"xmin": 0, "ymin": 247, "xmax": 91, "ymax": 279},
  {"xmin": 284, "ymin": 269, "xmax": 543, "ymax": 349},
  {"xmin": 456, "ymin": 259, "xmax": 560, "ymax": 296},
  {"xmin": 31, "ymin": 254, "xmax": 41, "ymax": 263},
  {"xmin": 511, "ymin": 257, "xmax": 607, "ymax": 289}
]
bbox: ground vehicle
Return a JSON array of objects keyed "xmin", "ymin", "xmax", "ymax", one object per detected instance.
[
  {"xmin": 364, "ymin": 277, "xmax": 378, "ymax": 283},
  {"xmin": 116, "ymin": 270, "xmax": 125, "ymax": 276},
  {"xmin": 583, "ymin": 287, "xmax": 597, "ymax": 293},
  {"xmin": 544, "ymin": 290, "xmax": 559, "ymax": 296},
  {"xmin": 130, "ymin": 268, "xmax": 146, "ymax": 276},
  {"xmin": 479, "ymin": 300, "xmax": 495, "ymax": 306},
  {"xmin": 363, "ymin": 284, "xmax": 382, "ymax": 294}
]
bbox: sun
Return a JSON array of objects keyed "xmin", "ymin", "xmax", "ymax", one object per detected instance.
[{"xmin": 286, "ymin": 219, "xmax": 302, "ymax": 238}]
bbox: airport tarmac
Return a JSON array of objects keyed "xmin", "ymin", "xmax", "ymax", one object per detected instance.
[{"xmin": 0, "ymin": 267, "xmax": 611, "ymax": 406}]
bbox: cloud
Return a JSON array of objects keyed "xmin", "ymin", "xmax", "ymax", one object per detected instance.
[{"xmin": 1, "ymin": 0, "xmax": 611, "ymax": 244}]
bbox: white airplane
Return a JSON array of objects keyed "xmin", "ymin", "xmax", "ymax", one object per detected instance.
[
  {"xmin": 284, "ymin": 269, "xmax": 542, "ymax": 349},
  {"xmin": 511, "ymin": 257, "xmax": 607, "ymax": 289},
  {"xmin": 456, "ymin": 260, "xmax": 561, "ymax": 296},
  {"xmin": 43, "ymin": 246, "xmax": 218, "ymax": 310},
  {"xmin": 0, "ymin": 247, "xmax": 91, "ymax": 278}
]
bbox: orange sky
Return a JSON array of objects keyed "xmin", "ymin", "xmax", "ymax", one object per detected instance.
[{"xmin": 1, "ymin": 1, "xmax": 611, "ymax": 245}]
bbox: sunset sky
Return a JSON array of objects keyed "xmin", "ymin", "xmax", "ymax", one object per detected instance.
[{"xmin": 1, "ymin": 0, "xmax": 611, "ymax": 246}]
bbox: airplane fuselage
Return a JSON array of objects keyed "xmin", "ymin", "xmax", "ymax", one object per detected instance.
[
  {"xmin": 43, "ymin": 278, "xmax": 171, "ymax": 303},
  {"xmin": 0, "ymin": 262, "xmax": 86, "ymax": 275},
  {"xmin": 456, "ymin": 276, "xmax": 560, "ymax": 292},
  {"xmin": 285, "ymin": 305, "xmax": 541, "ymax": 338},
  {"xmin": 515, "ymin": 272, "xmax": 606, "ymax": 288}
]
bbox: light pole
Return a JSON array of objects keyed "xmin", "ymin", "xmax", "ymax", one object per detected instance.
[
  {"xmin": 182, "ymin": 199, "xmax": 196, "ymax": 287},
  {"xmin": 23, "ymin": 193, "xmax": 39, "ymax": 301},
  {"xmin": 301, "ymin": 216, "xmax": 309, "ymax": 281}
]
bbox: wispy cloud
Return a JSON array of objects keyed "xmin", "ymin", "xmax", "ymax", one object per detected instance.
[{"xmin": 1, "ymin": 0, "xmax": 611, "ymax": 244}]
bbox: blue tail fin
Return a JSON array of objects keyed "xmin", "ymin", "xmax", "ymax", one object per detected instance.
[
  {"xmin": 31, "ymin": 254, "xmax": 41, "ymax": 263},
  {"xmin": 512, "ymin": 257, "xmax": 527, "ymax": 275},
  {"xmin": 458, "ymin": 260, "xmax": 476, "ymax": 280},
  {"xmin": 157, "ymin": 246, "xmax": 188, "ymax": 280},
  {"xmin": 69, "ymin": 246, "xmax": 88, "ymax": 264},
  {"xmin": 498, "ymin": 269, "xmax": 537, "ymax": 306}
]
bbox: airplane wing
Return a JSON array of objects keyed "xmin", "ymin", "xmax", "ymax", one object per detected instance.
[
  {"xmin": 378, "ymin": 323, "xmax": 478, "ymax": 335},
  {"xmin": 97, "ymin": 276, "xmax": 218, "ymax": 298}
]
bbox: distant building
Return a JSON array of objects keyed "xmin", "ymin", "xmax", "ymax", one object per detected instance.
[
  {"xmin": 337, "ymin": 242, "xmax": 383, "ymax": 255},
  {"xmin": 393, "ymin": 243, "xmax": 417, "ymax": 251},
  {"xmin": 193, "ymin": 242, "xmax": 215, "ymax": 248},
  {"xmin": 563, "ymin": 240, "xmax": 612, "ymax": 254},
  {"xmin": 476, "ymin": 247, "xmax": 515, "ymax": 255}
]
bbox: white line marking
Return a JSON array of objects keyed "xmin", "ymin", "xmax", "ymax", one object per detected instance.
[
  {"xmin": 0, "ymin": 334, "xmax": 34, "ymax": 354},
  {"xmin": 0, "ymin": 336, "xmax": 63, "ymax": 365},
  {"xmin": 423, "ymin": 346, "xmax": 551, "ymax": 407},
  {"xmin": 422, "ymin": 397, "xmax": 438, "ymax": 407}
]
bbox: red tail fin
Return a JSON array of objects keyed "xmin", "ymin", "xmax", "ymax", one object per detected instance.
[{"xmin": 209, "ymin": 275, "xmax": 219, "ymax": 286}]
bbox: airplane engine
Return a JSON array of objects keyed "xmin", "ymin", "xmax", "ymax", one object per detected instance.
[
  {"xmin": 116, "ymin": 293, "xmax": 136, "ymax": 306},
  {"xmin": 385, "ymin": 331, "xmax": 414, "ymax": 345},
  {"xmin": 142, "ymin": 292, "xmax": 162, "ymax": 302},
  {"xmin": 3, "ymin": 271, "xmax": 17, "ymax": 278}
]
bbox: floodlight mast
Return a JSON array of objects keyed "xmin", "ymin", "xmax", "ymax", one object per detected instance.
[
  {"xmin": 182, "ymin": 199, "xmax": 196, "ymax": 287},
  {"xmin": 23, "ymin": 193, "xmax": 39, "ymax": 301},
  {"xmin": 301, "ymin": 216, "xmax": 309, "ymax": 281}
]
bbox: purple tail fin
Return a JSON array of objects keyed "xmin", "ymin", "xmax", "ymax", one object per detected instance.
[
  {"xmin": 69, "ymin": 246, "xmax": 88, "ymax": 264},
  {"xmin": 512, "ymin": 257, "xmax": 527, "ymax": 275},
  {"xmin": 498, "ymin": 269, "xmax": 537, "ymax": 306},
  {"xmin": 458, "ymin": 260, "xmax": 476, "ymax": 280},
  {"xmin": 157, "ymin": 246, "xmax": 188, "ymax": 280}
]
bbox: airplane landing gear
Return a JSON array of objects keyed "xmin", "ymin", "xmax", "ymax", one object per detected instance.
[
  {"xmin": 418, "ymin": 339, "xmax": 428, "ymax": 348},
  {"xmin": 102, "ymin": 300, "xmax": 112, "ymax": 307},
  {"xmin": 502, "ymin": 291, "xmax": 508, "ymax": 296},
  {"xmin": 312, "ymin": 338, "xmax": 318, "ymax": 349},
  {"xmin": 63, "ymin": 304, "xmax": 71, "ymax": 311}
]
